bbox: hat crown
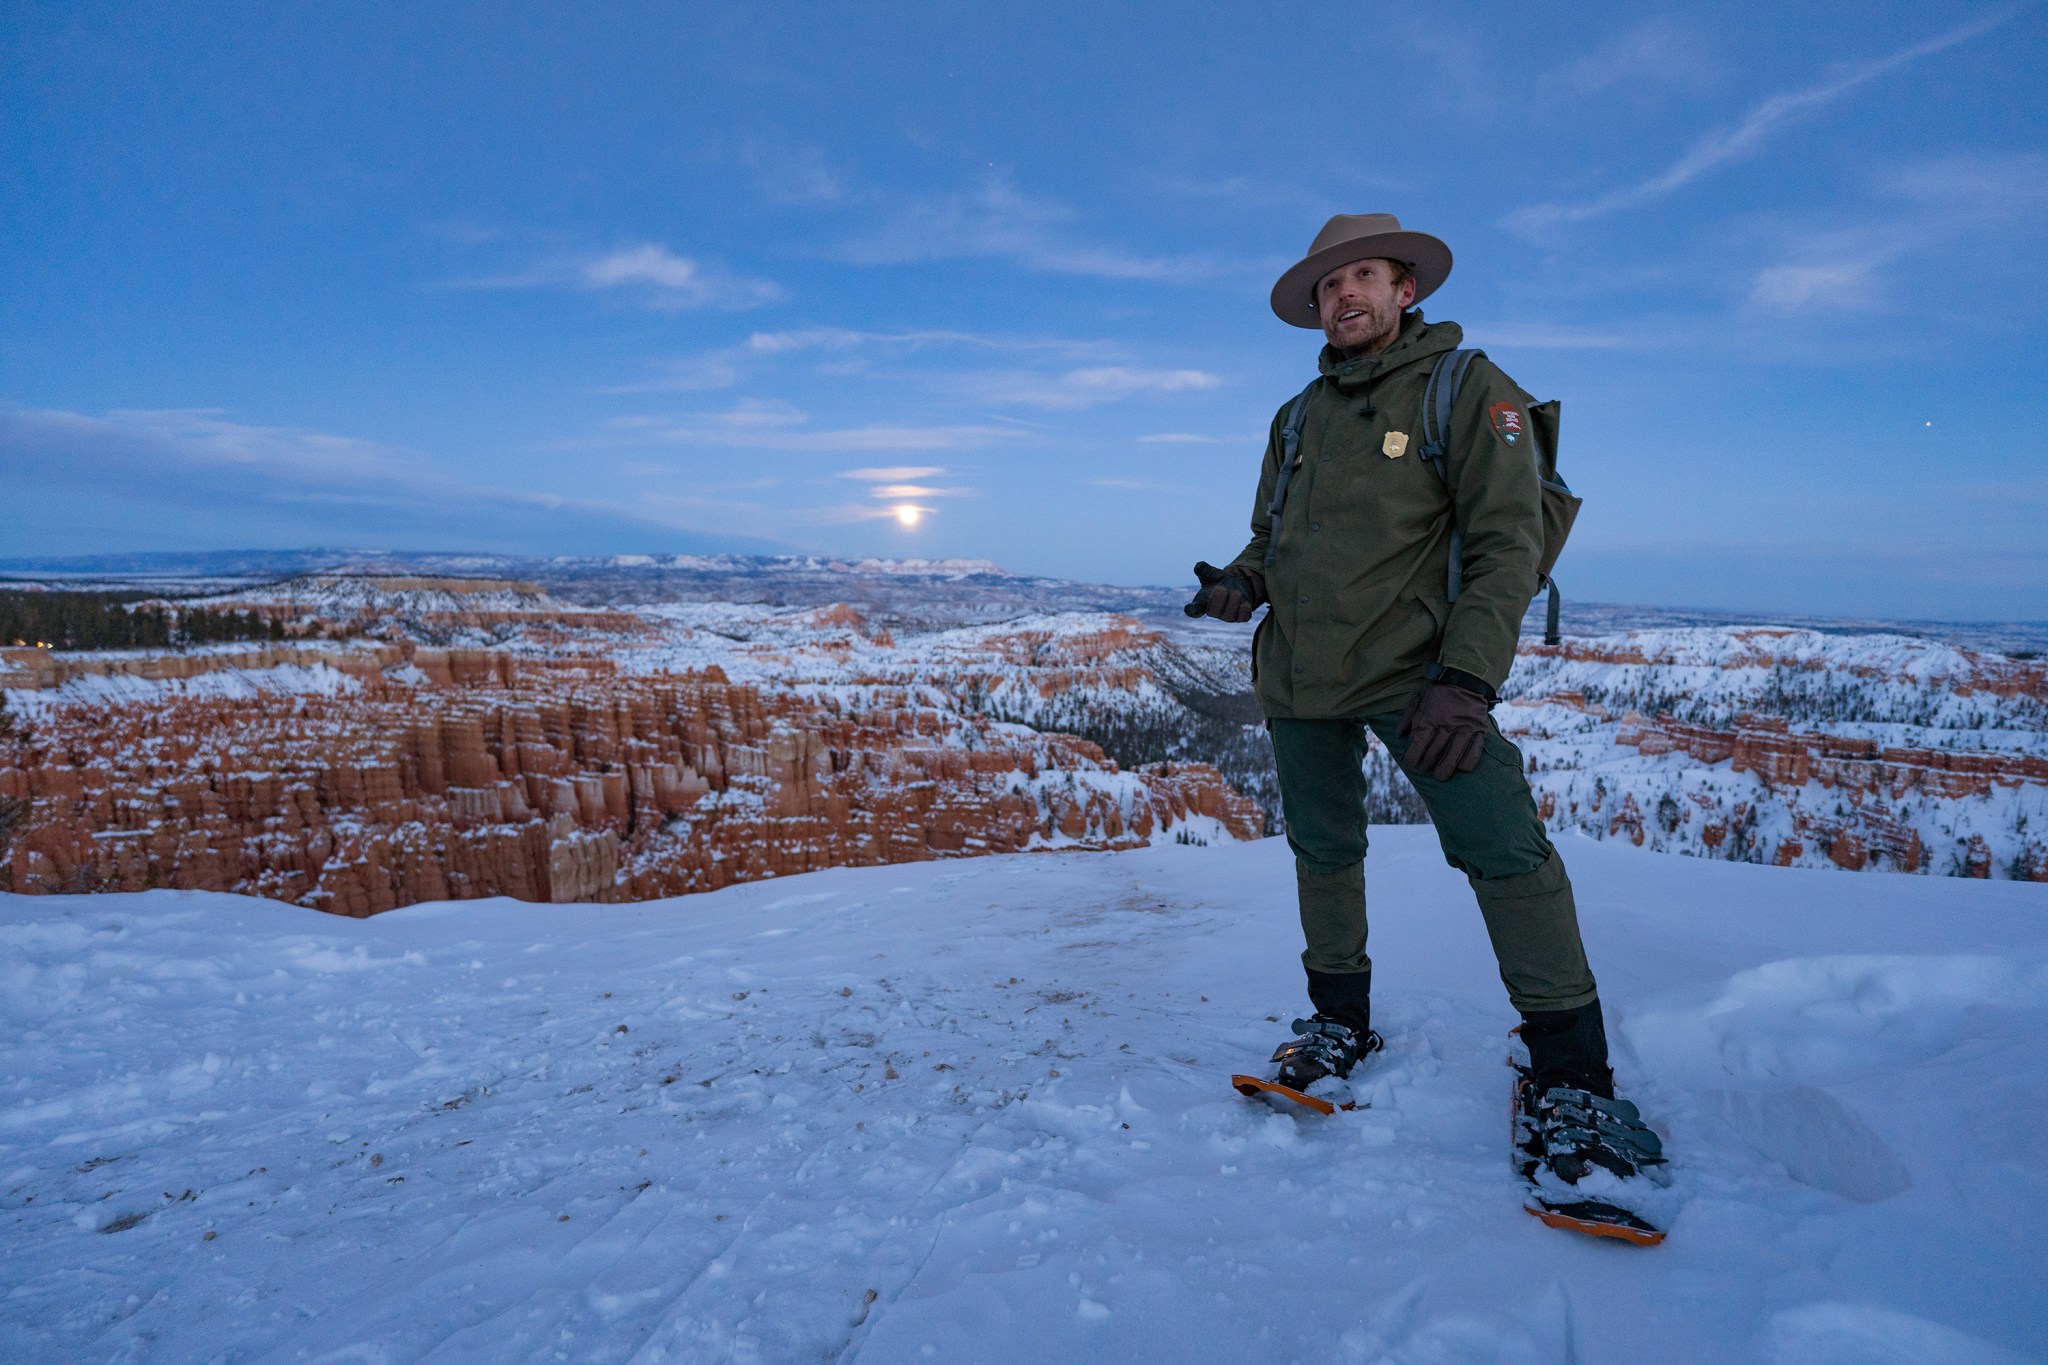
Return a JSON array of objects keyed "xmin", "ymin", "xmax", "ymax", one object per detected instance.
[{"xmin": 1307, "ymin": 213, "xmax": 1404, "ymax": 257}]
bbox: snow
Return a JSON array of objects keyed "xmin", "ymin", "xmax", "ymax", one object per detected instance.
[
  {"xmin": 1506, "ymin": 627, "xmax": 2048, "ymax": 735},
  {"xmin": 2, "ymin": 831, "xmax": 2043, "ymax": 1361},
  {"xmin": 4, "ymin": 660, "xmax": 363, "ymax": 713},
  {"xmin": 194, "ymin": 578, "xmax": 557, "ymax": 616}
]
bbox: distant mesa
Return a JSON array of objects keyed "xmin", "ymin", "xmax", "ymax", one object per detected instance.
[
  {"xmin": 305, "ymin": 574, "xmax": 544, "ymax": 596},
  {"xmin": 0, "ymin": 548, "xmax": 1015, "ymax": 585}
]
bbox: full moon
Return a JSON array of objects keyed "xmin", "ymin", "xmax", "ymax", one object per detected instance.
[{"xmin": 894, "ymin": 505, "xmax": 922, "ymax": 527}]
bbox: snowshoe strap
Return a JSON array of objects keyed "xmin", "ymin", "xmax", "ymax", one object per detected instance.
[
  {"xmin": 1531, "ymin": 1084, "xmax": 1668, "ymax": 1175},
  {"xmin": 1269, "ymin": 1019, "xmax": 1379, "ymax": 1082},
  {"xmin": 1271, "ymin": 1017, "xmax": 1356, "ymax": 1064}
]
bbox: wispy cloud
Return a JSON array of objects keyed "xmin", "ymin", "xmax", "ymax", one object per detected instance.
[
  {"xmin": 454, "ymin": 242, "xmax": 783, "ymax": 310},
  {"xmin": 842, "ymin": 173, "xmax": 1234, "ymax": 281},
  {"xmin": 0, "ymin": 405, "xmax": 776, "ymax": 551},
  {"xmin": 1149, "ymin": 165, "xmax": 1404, "ymax": 228},
  {"xmin": 802, "ymin": 502, "xmax": 936, "ymax": 526},
  {"xmin": 835, "ymin": 466, "xmax": 974, "ymax": 501},
  {"xmin": 737, "ymin": 138, "xmax": 852, "ymax": 206},
  {"xmin": 617, "ymin": 402, "xmax": 1016, "ymax": 454},
  {"xmin": 1746, "ymin": 150, "xmax": 2048, "ymax": 315},
  {"xmin": 40, "ymin": 407, "xmax": 419, "ymax": 482},
  {"xmin": 822, "ymin": 463, "xmax": 976, "ymax": 526},
  {"xmin": 616, "ymin": 333, "xmax": 1223, "ymax": 412},
  {"xmin": 731, "ymin": 144, "xmax": 1244, "ymax": 283},
  {"xmin": 1882, "ymin": 149, "xmax": 2048, "ymax": 221},
  {"xmin": 869, "ymin": 483, "xmax": 968, "ymax": 499},
  {"xmin": 837, "ymin": 465, "xmax": 947, "ymax": 482},
  {"xmin": 1749, "ymin": 253, "xmax": 1890, "ymax": 314},
  {"xmin": 1552, "ymin": 18, "xmax": 1723, "ymax": 100},
  {"xmin": 1134, "ymin": 432, "xmax": 1268, "ymax": 455},
  {"xmin": 1509, "ymin": 8, "xmax": 2020, "ymax": 232},
  {"xmin": 949, "ymin": 365, "xmax": 1223, "ymax": 412},
  {"xmin": 1461, "ymin": 322, "xmax": 1631, "ymax": 350},
  {"xmin": 687, "ymin": 397, "xmax": 809, "ymax": 429},
  {"xmin": 604, "ymin": 327, "xmax": 1118, "ymax": 394}
]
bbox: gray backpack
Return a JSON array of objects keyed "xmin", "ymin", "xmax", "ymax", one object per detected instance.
[{"xmin": 1266, "ymin": 349, "xmax": 1581, "ymax": 645}]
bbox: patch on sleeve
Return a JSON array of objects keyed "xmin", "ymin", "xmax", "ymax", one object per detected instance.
[{"xmin": 1488, "ymin": 401, "xmax": 1524, "ymax": 446}]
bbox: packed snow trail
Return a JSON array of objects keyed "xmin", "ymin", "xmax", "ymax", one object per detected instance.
[{"xmin": 2, "ymin": 831, "xmax": 2044, "ymax": 1363}]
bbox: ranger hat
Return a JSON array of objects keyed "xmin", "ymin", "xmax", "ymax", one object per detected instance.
[{"xmin": 1269, "ymin": 213, "xmax": 1453, "ymax": 329}]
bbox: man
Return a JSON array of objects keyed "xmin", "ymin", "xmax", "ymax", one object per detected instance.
[{"xmin": 1198, "ymin": 214, "xmax": 1628, "ymax": 1121}]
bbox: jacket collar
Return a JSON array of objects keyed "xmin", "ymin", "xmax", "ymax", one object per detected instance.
[{"xmin": 1316, "ymin": 312, "xmax": 1463, "ymax": 390}]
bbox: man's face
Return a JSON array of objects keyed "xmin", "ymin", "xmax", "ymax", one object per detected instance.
[{"xmin": 1315, "ymin": 257, "xmax": 1416, "ymax": 354}]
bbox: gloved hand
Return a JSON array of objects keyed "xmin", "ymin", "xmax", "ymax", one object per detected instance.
[
  {"xmin": 1185, "ymin": 561, "xmax": 1267, "ymax": 623},
  {"xmin": 1396, "ymin": 678, "xmax": 1491, "ymax": 782}
]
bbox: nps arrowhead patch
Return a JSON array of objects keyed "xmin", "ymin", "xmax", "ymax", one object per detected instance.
[{"xmin": 1488, "ymin": 401, "xmax": 1524, "ymax": 446}]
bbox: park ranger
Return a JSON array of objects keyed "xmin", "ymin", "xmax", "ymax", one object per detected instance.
[{"xmin": 1194, "ymin": 214, "xmax": 1615, "ymax": 1104}]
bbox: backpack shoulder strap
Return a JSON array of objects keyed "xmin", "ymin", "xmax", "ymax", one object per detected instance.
[
  {"xmin": 1273, "ymin": 379, "xmax": 1319, "ymax": 493},
  {"xmin": 1417, "ymin": 348, "xmax": 1483, "ymax": 601},
  {"xmin": 1261, "ymin": 377, "xmax": 1323, "ymax": 567},
  {"xmin": 1418, "ymin": 348, "xmax": 1484, "ymax": 481}
]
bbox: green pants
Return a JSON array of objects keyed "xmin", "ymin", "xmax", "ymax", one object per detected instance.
[{"xmin": 1270, "ymin": 713, "xmax": 1598, "ymax": 1013}]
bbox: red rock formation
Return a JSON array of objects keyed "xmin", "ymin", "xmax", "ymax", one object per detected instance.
[
  {"xmin": 1602, "ymin": 710, "xmax": 2048, "ymax": 804},
  {"xmin": 2009, "ymin": 845, "xmax": 2048, "ymax": 883},
  {"xmin": 1827, "ymin": 831, "xmax": 1868, "ymax": 871},
  {"xmin": 1521, "ymin": 703, "xmax": 1977, "ymax": 874},
  {"xmin": 4, "ymin": 654, "xmax": 1260, "ymax": 915},
  {"xmin": 1608, "ymin": 792, "xmax": 1646, "ymax": 847},
  {"xmin": 1522, "ymin": 630, "xmax": 2048, "ymax": 701}
]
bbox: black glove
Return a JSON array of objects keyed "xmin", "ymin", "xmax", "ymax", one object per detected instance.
[
  {"xmin": 1396, "ymin": 676, "xmax": 1492, "ymax": 782},
  {"xmin": 1184, "ymin": 561, "xmax": 1267, "ymax": 622}
]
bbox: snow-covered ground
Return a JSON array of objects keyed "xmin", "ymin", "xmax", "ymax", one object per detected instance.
[
  {"xmin": 3, "ymin": 831, "xmax": 2043, "ymax": 1362},
  {"xmin": 5, "ymin": 659, "xmax": 367, "ymax": 712}
]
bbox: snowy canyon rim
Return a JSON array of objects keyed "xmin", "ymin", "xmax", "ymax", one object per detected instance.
[{"xmin": 2, "ymin": 552, "xmax": 2045, "ymax": 919}]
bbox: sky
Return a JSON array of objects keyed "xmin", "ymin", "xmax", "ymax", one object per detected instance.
[{"xmin": 3, "ymin": 1, "xmax": 2045, "ymax": 618}]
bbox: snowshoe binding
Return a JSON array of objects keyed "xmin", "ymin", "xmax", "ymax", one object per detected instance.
[
  {"xmin": 1233, "ymin": 1015, "xmax": 1383, "ymax": 1116},
  {"xmin": 1510, "ymin": 1048, "xmax": 1669, "ymax": 1246}
]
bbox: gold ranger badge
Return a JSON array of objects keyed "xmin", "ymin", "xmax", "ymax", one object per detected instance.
[{"xmin": 1382, "ymin": 431, "xmax": 1409, "ymax": 458}]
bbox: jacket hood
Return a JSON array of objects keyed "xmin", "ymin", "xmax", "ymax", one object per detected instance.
[{"xmin": 1316, "ymin": 312, "xmax": 1463, "ymax": 390}]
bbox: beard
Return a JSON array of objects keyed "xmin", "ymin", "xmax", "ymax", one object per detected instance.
[{"xmin": 1322, "ymin": 296, "xmax": 1403, "ymax": 354}]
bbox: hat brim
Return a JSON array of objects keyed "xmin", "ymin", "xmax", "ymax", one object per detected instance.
[{"xmin": 1268, "ymin": 231, "xmax": 1453, "ymax": 329}]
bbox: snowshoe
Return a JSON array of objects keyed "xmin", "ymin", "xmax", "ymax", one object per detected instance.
[
  {"xmin": 1510, "ymin": 1045, "xmax": 1669, "ymax": 1246},
  {"xmin": 1232, "ymin": 1016, "xmax": 1382, "ymax": 1116}
]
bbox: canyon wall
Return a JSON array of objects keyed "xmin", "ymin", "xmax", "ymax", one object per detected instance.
[
  {"xmin": 1493, "ymin": 629, "xmax": 2048, "ymax": 880},
  {"xmin": 2, "ymin": 647, "xmax": 1260, "ymax": 916},
  {"xmin": 10, "ymin": 583, "xmax": 2044, "ymax": 907}
]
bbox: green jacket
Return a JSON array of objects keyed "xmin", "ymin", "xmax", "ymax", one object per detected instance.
[{"xmin": 1229, "ymin": 312, "xmax": 1541, "ymax": 718}]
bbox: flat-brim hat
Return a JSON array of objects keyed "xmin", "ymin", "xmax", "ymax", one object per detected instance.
[{"xmin": 1269, "ymin": 213, "xmax": 1453, "ymax": 329}]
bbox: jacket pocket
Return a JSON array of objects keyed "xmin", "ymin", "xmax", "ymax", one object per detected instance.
[{"xmin": 1404, "ymin": 585, "xmax": 1448, "ymax": 648}]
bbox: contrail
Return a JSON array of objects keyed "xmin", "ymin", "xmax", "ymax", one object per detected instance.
[{"xmin": 1508, "ymin": 6, "xmax": 2024, "ymax": 231}]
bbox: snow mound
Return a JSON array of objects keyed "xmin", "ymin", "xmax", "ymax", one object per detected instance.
[{"xmin": 1, "ymin": 831, "xmax": 2043, "ymax": 1361}]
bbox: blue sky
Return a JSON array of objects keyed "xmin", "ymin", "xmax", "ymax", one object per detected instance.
[{"xmin": 4, "ymin": 1, "xmax": 2044, "ymax": 617}]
